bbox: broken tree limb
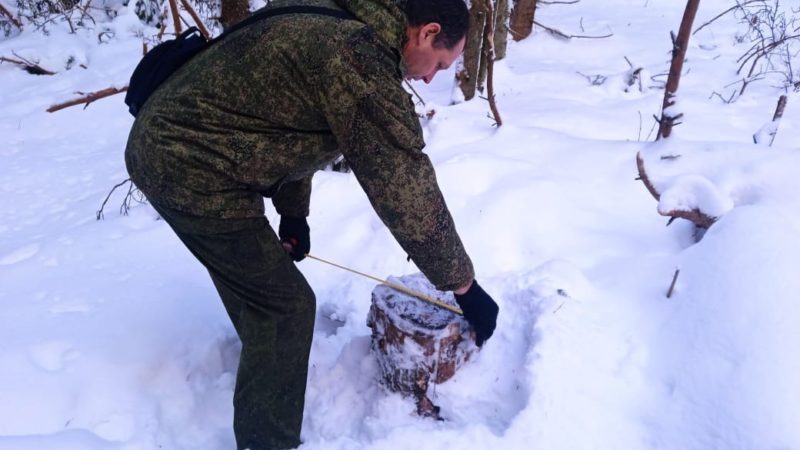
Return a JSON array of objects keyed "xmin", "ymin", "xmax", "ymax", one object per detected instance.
[
  {"xmin": 657, "ymin": 0, "xmax": 700, "ymax": 140},
  {"xmin": 0, "ymin": 55, "xmax": 55, "ymax": 75},
  {"xmin": 0, "ymin": 2, "xmax": 22, "ymax": 29},
  {"xmin": 47, "ymin": 86, "xmax": 128, "ymax": 113}
]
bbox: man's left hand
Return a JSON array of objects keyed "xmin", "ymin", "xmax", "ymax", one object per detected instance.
[{"xmin": 278, "ymin": 216, "xmax": 310, "ymax": 262}]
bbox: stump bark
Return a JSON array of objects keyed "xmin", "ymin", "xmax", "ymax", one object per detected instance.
[{"xmin": 366, "ymin": 274, "xmax": 477, "ymax": 418}]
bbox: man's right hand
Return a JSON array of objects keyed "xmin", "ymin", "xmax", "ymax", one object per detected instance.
[{"xmin": 454, "ymin": 280, "xmax": 499, "ymax": 347}]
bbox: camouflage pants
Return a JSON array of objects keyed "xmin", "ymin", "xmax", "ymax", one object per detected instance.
[{"xmin": 149, "ymin": 201, "xmax": 316, "ymax": 450}]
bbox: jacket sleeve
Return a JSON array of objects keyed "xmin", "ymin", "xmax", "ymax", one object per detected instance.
[
  {"xmin": 271, "ymin": 176, "xmax": 312, "ymax": 218},
  {"xmin": 318, "ymin": 29, "xmax": 474, "ymax": 292}
]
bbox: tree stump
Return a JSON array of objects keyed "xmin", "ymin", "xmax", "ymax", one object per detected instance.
[{"xmin": 366, "ymin": 274, "xmax": 477, "ymax": 418}]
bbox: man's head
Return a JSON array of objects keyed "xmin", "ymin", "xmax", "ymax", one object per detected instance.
[{"xmin": 402, "ymin": 0, "xmax": 469, "ymax": 84}]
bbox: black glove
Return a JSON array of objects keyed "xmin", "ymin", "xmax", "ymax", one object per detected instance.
[
  {"xmin": 454, "ymin": 280, "xmax": 499, "ymax": 347},
  {"xmin": 278, "ymin": 216, "xmax": 310, "ymax": 262}
]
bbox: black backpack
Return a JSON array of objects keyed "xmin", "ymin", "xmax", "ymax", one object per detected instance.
[{"xmin": 124, "ymin": 6, "xmax": 357, "ymax": 117}]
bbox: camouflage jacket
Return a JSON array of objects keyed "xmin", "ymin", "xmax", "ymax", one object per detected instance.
[{"xmin": 125, "ymin": 0, "xmax": 474, "ymax": 291}]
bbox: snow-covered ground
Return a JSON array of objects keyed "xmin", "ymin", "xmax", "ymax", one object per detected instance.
[{"xmin": 2, "ymin": 1, "xmax": 799, "ymax": 449}]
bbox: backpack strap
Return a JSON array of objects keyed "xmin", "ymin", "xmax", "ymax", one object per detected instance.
[{"xmin": 214, "ymin": 6, "xmax": 359, "ymax": 44}]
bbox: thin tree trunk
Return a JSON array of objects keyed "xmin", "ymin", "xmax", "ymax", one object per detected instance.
[
  {"xmin": 477, "ymin": 19, "xmax": 489, "ymax": 92},
  {"xmin": 168, "ymin": 0, "xmax": 182, "ymax": 34},
  {"xmin": 457, "ymin": 1, "xmax": 487, "ymax": 101},
  {"xmin": 494, "ymin": 0, "xmax": 509, "ymax": 60},
  {"xmin": 656, "ymin": 0, "xmax": 701, "ymax": 140},
  {"xmin": 220, "ymin": 0, "xmax": 251, "ymax": 30},
  {"xmin": 179, "ymin": 0, "xmax": 211, "ymax": 40},
  {"xmin": 483, "ymin": 0, "xmax": 502, "ymax": 126},
  {"xmin": 509, "ymin": 0, "xmax": 537, "ymax": 41}
]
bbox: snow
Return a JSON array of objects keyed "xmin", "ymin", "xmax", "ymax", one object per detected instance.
[{"xmin": 2, "ymin": 1, "xmax": 800, "ymax": 449}]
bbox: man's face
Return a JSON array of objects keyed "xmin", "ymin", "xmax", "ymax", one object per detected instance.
[{"xmin": 402, "ymin": 23, "xmax": 465, "ymax": 84}]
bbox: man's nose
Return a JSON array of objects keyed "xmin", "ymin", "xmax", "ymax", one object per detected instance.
[{"xmin": 423, "ymin": 71, "xmax": 436, "ymax": 84}]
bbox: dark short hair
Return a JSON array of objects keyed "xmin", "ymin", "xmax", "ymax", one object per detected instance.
[{"xmin": 405, "ymin": 0, "xmax": 469, "ymax": 50}]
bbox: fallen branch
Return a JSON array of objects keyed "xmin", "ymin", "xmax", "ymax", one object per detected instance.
[
  {"xmin": 0, "ymin": 1, "xmax": 22, "ymax": 29},
  {"xmin": 47, "ymin": 86, "xmax": 128, "ymax": 113},
  {"xmin": 0, "ymin": 55, "xmax": 55, "ymax": 75},
  {"xmin": 532, "ymin": 20, "xmax": 613, "ymax": 39}
]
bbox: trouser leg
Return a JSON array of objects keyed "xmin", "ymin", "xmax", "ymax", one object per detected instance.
[{"xmin": 149, "ymin": 202, "xmax": 316, "ymax": 450}]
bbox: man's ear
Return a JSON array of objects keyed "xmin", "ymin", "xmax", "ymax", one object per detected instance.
[{"xmin": 421, "ymin": 22, "xmax": 442, "ymax": 44}]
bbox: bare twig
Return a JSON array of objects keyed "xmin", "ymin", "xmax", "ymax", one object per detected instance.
[
  {"xmin": 693, "ymin": 0, "xmax": 762, "ymax": 35},
  {"xmin": 0, "ymin": 1, "xmax": 22, "ymax": 29},
  {"xmin": 0, "ymin": 55, "xmax": 55, "ymax": 75},
  {"xmin": 47, "ymin": 86, "xmax": 128, "ymax": 113},
  {"xmin": 667, "ymin": 268, "xmax": 680, "ymax": 298},
  {"xmin": 97, "ymin": 179, "xmax": 131, "ymax": 220},
  {"xmin": 97, "ymin": 178, "xmax": 148, "ymax": 219}
]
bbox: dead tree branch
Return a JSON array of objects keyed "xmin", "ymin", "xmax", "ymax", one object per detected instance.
[
  {"xmin": 0, "ymin": 2, "xmax": 22, "ymax": 29},
  {"xmin": 0, "ymin": 55, "xmax": 55, "ymax": 75},
  {"xmin": 657, "ymin": 0, "xmax": 700, "ymax": 140},
  {"xmin": 47, "ymin": 86, "xmax": 128, "ymax": 113}
]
